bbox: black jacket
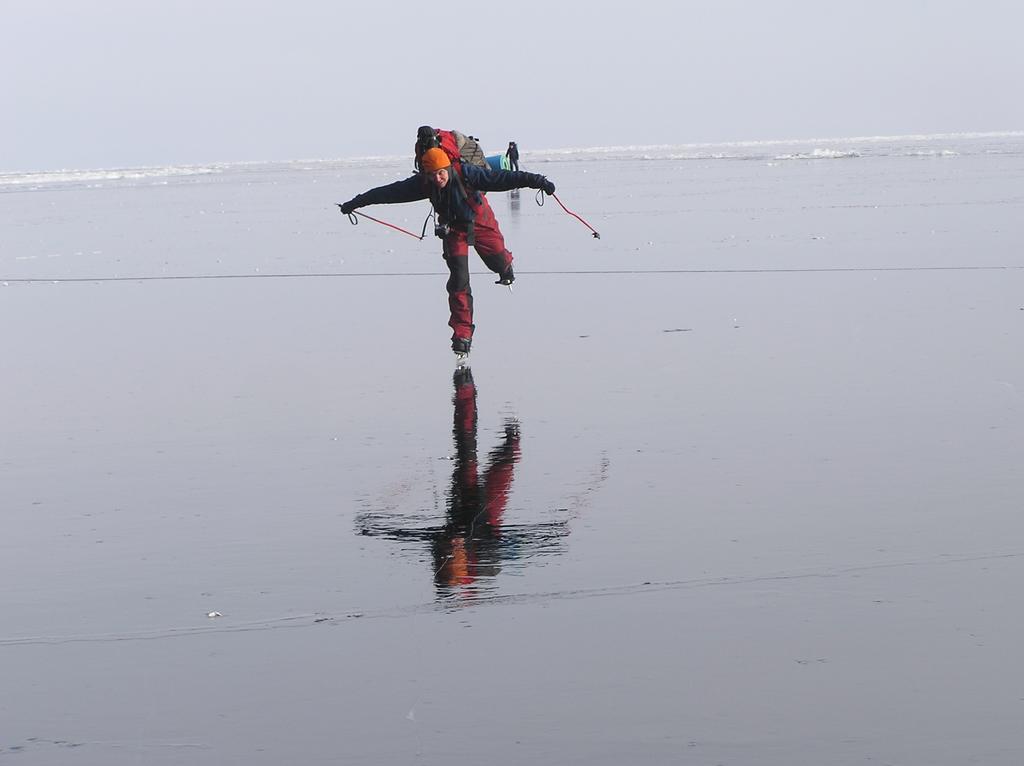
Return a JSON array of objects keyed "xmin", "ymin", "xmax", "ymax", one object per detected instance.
[{"xmin": 348, "ymin": 165, "xmax": 550, "ymax": 227}]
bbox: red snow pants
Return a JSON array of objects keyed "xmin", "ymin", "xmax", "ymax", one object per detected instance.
[{"xmin": 441, "ymin": 195, "xmax": 513, "ymax": 342}]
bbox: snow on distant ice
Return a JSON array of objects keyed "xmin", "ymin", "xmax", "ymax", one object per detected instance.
[{"xmin": 1, "ymin": 131, "xmax": 1020, "ymax": 190}]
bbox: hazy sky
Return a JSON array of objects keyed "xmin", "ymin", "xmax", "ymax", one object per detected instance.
[{"xmin": 4, "ymin": 0, "xmax": 1022, "ymax": 172}]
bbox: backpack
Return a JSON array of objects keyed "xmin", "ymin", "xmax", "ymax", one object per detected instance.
[{"xmin": 415, "ymin": 126, "xmax": 488, "ymax": 172}]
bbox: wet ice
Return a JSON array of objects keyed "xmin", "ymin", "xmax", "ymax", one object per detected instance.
[{"xmin": 3, "ymin": 134, "xmax": 1024, "ymax": 765}]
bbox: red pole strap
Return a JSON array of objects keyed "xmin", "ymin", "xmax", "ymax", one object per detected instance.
[
  {"xmin": 341, "ymin": 208, "xmax": 425, "ymax": 240},
  {"xmin": 550, "ymin": 193, "xmax": 601, "ymax": 239}
]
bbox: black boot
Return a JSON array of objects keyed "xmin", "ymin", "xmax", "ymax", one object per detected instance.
[
  {"xmin": 452, "ymin": 337, "xmax": 472, "ymax": 357},
  {"xmin": 494, "ymin": 264, "xmax": 514, "ymax": 286}
]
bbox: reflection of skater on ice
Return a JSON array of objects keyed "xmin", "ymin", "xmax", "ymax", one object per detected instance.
[
  {"xmin": 434, "ymin": 366, "xmax": 521, "ymax": 588},
  {"xmin": 355, "ymin": 368, "xmax": 574, "ymax": 596}
]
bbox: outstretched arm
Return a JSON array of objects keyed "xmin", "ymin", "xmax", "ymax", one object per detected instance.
[
  {"xmin": 461, "ymin": 164, "xmax": 555, "ymax": 195},
  {"xmin": 338, "ymin": 176, "xmax": 429, "ymax": 214}
]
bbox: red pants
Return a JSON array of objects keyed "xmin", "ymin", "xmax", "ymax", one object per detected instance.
[{"xmin": 442, "ymin": 196, "xmax": 512, "ymax": 342}]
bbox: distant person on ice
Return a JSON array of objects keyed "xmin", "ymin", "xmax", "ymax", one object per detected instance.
[
  {"xmin": 338, "ymin": 147, "xmax": 555, "ymax": 358},
  {"xmin": 506, "ymin": 141, "xmax": 520, "ymax": 171}
]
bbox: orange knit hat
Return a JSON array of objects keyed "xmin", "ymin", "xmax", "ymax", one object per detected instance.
[{"xmin": 420, "ymin": 147, "xmax": 452, "ymax": 172}]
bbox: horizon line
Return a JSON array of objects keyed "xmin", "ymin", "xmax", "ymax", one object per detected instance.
[{"xmin": 3, "ymin": 129, "xmax": 1022, "ymax": 178}]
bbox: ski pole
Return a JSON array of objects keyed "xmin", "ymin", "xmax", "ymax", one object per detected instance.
[
  {"xmin": 338, "ymin": 207, "xmax": 425, "ymax": 241},
  {"xmin": 535, "ymin": 191, "xmax": 601, "ymax": 239}
]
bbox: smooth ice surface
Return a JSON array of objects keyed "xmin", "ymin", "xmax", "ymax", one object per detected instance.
[{"xmin": 2, "ymin": 135, "xmax": 1024, "ymax": 765}]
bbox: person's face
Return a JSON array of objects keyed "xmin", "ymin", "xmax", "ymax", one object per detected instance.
[{"xmin": 428, "ymin": 167, "xmax": 450, "ymax": 188}]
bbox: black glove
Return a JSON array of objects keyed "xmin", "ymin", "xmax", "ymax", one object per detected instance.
[
  {"xmin": 338, "ymin": 200, "xmax": 357, "ymax": 215},
  {"xmin": 540, "ymin": 178, "xmax": 555, "ymax": 195}
]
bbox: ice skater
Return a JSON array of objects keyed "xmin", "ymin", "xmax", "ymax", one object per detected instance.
[
  {"xmin": 338, "ymin": 147, "xmax": 555, "ymax": 358},
  {"xmin": 506, "ymin": 140, "xmax": 520, "ymax": 171}
]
